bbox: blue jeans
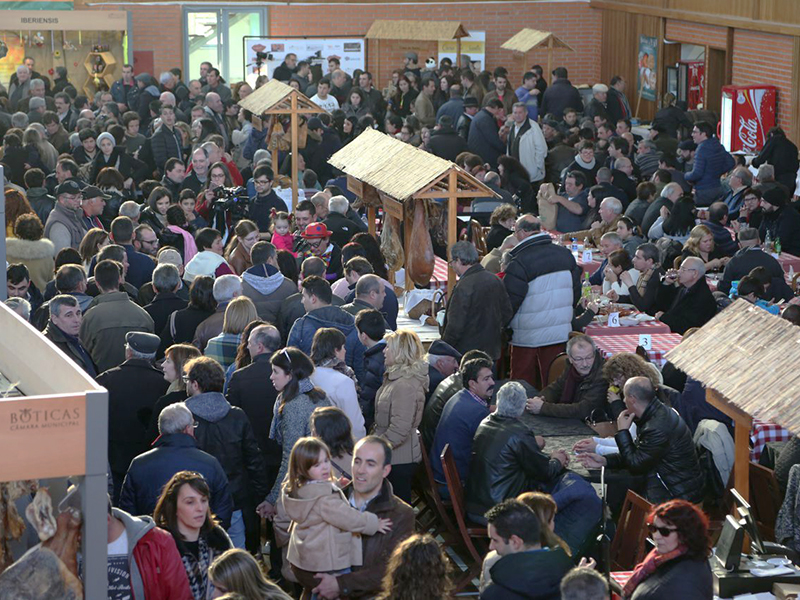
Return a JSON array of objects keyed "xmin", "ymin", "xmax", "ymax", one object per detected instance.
[
  {"xmin": 548, "ymin": 472, "xmax": 602, "ymax": 554},
  {"xmin": 227, "ymin": 509, "xmax": 245, "ymax": 549}
]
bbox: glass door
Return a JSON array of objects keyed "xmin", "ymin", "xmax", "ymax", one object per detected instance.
[{"xmin": 184, "ymin": 7, "xmax": 266, "ymax": 85}]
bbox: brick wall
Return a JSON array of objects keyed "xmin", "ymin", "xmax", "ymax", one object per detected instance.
[
  {"xmin": 731, "ymin": 29, "xmax": 794, "ymax": 131},
  {"xmin": 268, "ymin": 2, "xmax": 602, "ymax": 87},
  {"xmin": 665, "ymin": 19, "xmax": 728, "ymax": 49}
]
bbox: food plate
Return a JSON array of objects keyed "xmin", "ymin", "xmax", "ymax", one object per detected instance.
[{"xmin": 767, "ymin": 557, "xmax": 792, "ymax": 566}]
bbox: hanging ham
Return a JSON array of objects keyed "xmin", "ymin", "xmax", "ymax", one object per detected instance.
[{"xmin": 407, "ymin": 201, "xmax": 434, "ymax": 287}]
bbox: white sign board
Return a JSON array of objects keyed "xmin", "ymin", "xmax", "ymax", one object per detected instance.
[
  {"xmin": 608, "ymin": 312, "xmax": 620, "ymax": 327},
  {"xmin": 438, "ymin": 31, "xmax": 485, "ymax": 72},
  {"xmin": 244, "ymin": 37, "xmax": 366, "ymax": 85},
  {"xmin": 638, "ymin": 334, "xmax": 652, "ymax": 350}
]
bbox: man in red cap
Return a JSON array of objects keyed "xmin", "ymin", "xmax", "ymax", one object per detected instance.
[{"xmin": 299, "ymin": 222, "xmax": 343, "ymax": 281}]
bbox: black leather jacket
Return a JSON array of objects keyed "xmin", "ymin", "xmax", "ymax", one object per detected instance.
[
  {"xmin": 420, "ymin": 373, "xmax": 463, "ymax": 450},
  {"xmin": 465, "ymin": 413, "xmax": 564, "ymax": 517},
  {"xmin": 606, "ymin": 399, "xmax": 704, "ymax": 504}
]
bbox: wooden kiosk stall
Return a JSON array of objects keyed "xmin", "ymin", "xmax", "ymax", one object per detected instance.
[
  {"xmin": 365, "ymin": 19, "xmax": 470, "ymax": 77},
  {"xmin": 328, "ymin": 128, "xmax": 497, "ymax": 295},
  {"xmin": 0, "ymin": 302, "xmax": 108, "ymax": 597},
  {"xmin": 665, "ymin": 299, "xmax": 800, "ymax": 503},
  {"xmin": 238, "ymin": 79, "xmax": 326, "ymax": 210},
  {"xmin": 500, "ymin": 29, "xmax": 575, "ymax": 84}
]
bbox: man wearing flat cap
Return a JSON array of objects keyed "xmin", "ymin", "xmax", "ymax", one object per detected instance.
[
  {"xmin": 97, "ymin": 331, "xmax": 169, "ymax": 503},
  {"xmin": 457, "ymin": 96, "xmax": 480, "ymax": 141},
  {"xmin": 425, "ymin": 340, "xmax": 462, "ymax": 404},
  {"xmin": 81, "ymin": 185, "xmax": 110, "ymax": 231},
  {"xmin": 44, "ymin": 179, "xmax": 90, "ymax": 256},
  {"xmin": 759, "ymin": 187, "xmax": 800, "ymax": 256},
  {"xmin": 585, "ymin": 83, "xmax": 610, "ymax": 124}
]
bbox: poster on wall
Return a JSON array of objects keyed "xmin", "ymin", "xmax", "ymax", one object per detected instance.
[
  {"xmin": 243, "ymin": 37, "xmax": 366, "ymax": 85},
  {"xmin": 637, "ymin": 35, "xmax": 658, "ymax": 102},
  {"xmin": 438, "ymin": 31, "xmax": 485, "ymax": 72}
]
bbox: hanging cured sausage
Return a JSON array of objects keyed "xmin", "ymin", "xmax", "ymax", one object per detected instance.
[{"xmin": 407, "ymin": 201, "xmax": 434, "ymax": 287}]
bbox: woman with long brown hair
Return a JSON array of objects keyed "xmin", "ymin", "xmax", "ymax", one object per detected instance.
[
  {"xmin": 153, "ymin": 471, "xmax": 232, "ymax": 600},
  {"xmin": 378, "ymin": 534, "xmax": 452, "ymax": 600},
  {"xmin": 147, "ymin": 343, "xmax": 202, "ymax": 441},
  {"xmin": 208, "ymin": 549, "xmax": 290, "ymax": 600},
  {"xmin": 224, "ymin": 219, "xmax": 260, "ymax": 275},
  {"xmin": 4, "ymin": 188, "xmax": 33, "ymax": 237}
]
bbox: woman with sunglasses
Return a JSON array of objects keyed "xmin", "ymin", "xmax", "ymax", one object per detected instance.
[
  {"xmin": 256, "ymin": 347, "xmax": 332, "ymax": 520},
  {"xmin": 621, "ymin": 499, "xmax": 711, "ymax": 599}
]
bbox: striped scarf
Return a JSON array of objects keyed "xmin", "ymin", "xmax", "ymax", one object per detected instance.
[
  {"xmin": 636, "ymin": 267, "xmax": 655, "ymax": 298},
  {"xmin": 182, "ymin": 536, "xmax": 212, "ymax": 600}
]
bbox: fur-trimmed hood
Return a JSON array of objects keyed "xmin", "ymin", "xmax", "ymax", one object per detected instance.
[{"xmin": 5, "ymin": 237, "xmax": 55, "ymax": 260}]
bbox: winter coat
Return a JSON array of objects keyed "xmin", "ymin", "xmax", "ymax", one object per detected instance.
[
  {"xmin": 468, "ymin": 108, "xmax": 506, "ymax": 168},
  {"xmin": 81, "ymin": 291, "xmax": 155, "ymax": 373},
  {"xmin": 323, "ymin": 211, "xmax": 361, "ymax": 249},
  {"xmin": 311, "ymin": 366, "xmax": 367, "ymax": 439},
  {"xmin": 752, "ymin": 132, "xmax": 800, "ymax": 192},
  {"xmin": 150, "ymin": 125, "xmax": 184, "ymax": 172},
  {"xmin": 430, "ymin": 389, "xmax": 490, "ymax": 485},
  {"xmin": 91, "ymin": 147, "xmax": 146, "ymax": 185},
  {"xmin": 652, "ymin": 105, "xmax": 693, "ymax": 139},
  {"xmin": 655, "ymin": 277, "xmax": 717, "ymax": 335},
  {"xmin": 760, "ymin": 205, "xmax": 800, "ymax": 256},
  {"xmin": 284, "ymin": 481, "xmax": 380, "ymax": 572},
  {"xmin": 43, "ymin": 321, "xmax": 97, "ymax": 376},
  {"xmin": 629, "ymin": 555, "xmax": 713, "ymax": 600},
  {"xmin": 227, "ymin": 242, "xmax": 251, "ymax": 276},
  {"xmin": 111, "ymin": 508, "xmax": 193, "ymax": 600},
  {"xmin": 701, "ymin": 219, "xmax": 738, "ymax": 257},
  {"xmin": 241, "ymin": 263, "xmax": 296, "ymax": 324},
  {"xmin": 685, "ymin": 136, "xmax": 735, "ymax": 191},
  {"xmin": 226, "ymin": 353, "xmax": 282, "ymax": 468},
  {"xmin": 486, "ymin": 223, "xmax": 513, "ymax": 253},
  {"xmin": 277, "ymin": 293, "xmax": 345, "ymax": 341},
  {"xmin": 372, "ymin": 360, "xmax": 428, "ymax": 465},
  {"xmin": 44, "ymin": 202, "xmax": 89, "ymax": 255},
  {"xmin": 119, "ymin": 432, "xmax": 234, "ymax": 528},
  {"xmin": 185, "ymin": 251, "xmax": 233, "ymax": 282},
  {"xmin": 186, "ymin": 391, "xmax": 270, "ymax": 510},
  {"xmin": 5, "ymin": 237, "xmax": 55, "ymax": 291},
  {"xmin": 466, "ymin": 413, "xmax": 564, "ymax": 517},
  {"xmin": 606, "ymin": 399, "xmax": 705, "ymax": 504},
  {"xmin": 442, "ymin": 263, "xmax": 512, "ymax": 361},
  {"xmin": 26, "ymin": 187, "xmax": 56, "ymax": 225},
  {"xmin": 97, "ymin": 358, "xmax": 170, "ymax": 478},
  {"xmin": 333, "ymin": 480, "xmax": 415, "ymax": 599},
  {"xmin": 159, "ymin": 305, "xmax": 216, "ymax": 355},
  {"xmin": 287, "ymin": 305, "xmax": 366, "ymax": 383},
  {"xmin": 540, "ymin": 79, "xmax": 583, "ymax": 120},
  {"xmin": 360, "ymin": 341, "xmax": 386, "ymax": 430},
  {"xmin": 428, "ymin": 125, "xmax": 468, "ymax": 162},
  {"xmin": 144, "ymin": 292, "xmax": 188, "ymax": 339},
  {"xmin": 503, "ymin": 233, "xmax": 582, "ymax": 348},
  {"xmin": 481, "ymin": 546, "xmax": 574, "ymax": 600},
  {"xmin": 267, "ymin": 392, "xmax": 333, "ymax": 505},
  {"xmin": 507, "ymin": 118, "xmax": 547, "ymax": 183},
  {"xmin": 420, "ymin": 373, "xmax": 463, "ymax": 450},
  {"xmin": 540, "ymin": 351, "xmax": 608, "ymax": 420}
]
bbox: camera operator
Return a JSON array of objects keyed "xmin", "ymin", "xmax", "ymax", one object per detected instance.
[{"xmin": 248, "ymin": 164, "xmax": 287, "ymax": 235}]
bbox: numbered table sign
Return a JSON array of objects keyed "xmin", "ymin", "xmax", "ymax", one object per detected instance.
[
  {"xmin": 582, "ymin": 250, "xmax": 593, "ymax": 263},
  {"xmin": 638, "ymin": 334, "xmax": 652, "ymax": 350},
  {"xmin": 608, "ymin": 312, "xmax": 620, "ymax": 327}
]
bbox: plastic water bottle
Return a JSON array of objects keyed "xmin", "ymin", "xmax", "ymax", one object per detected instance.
[
  {"xmin": 571, "ymin": 237, "xmax": 578, "ymax": 252},
  {"xmin": 765, "ymin": 230, "xmax": 773, "ymax": 253},
  {"xmin": 582, "ymin": 271, "xmax": 592, "ymax": 300}
]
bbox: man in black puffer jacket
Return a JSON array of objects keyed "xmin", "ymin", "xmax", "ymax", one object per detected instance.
[
  {"xmin": 578, "ymin": 376, "xmax": 704, "ymax": 504},
  {"xmin": 355, "ymin": 309, "xmax": 386, "ymax": 431}
]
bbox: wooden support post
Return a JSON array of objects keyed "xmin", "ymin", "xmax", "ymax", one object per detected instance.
[
  {"xmin": 447, "ymin": 170, "xmax": 458, "ymax": 296},
  {"xmin": 290, "ymin": 93, "xmax": 299, "ymax": 210},
  {"xmin": 456, "ymin": 37, "xmax": 462, "ymax": 70},
  {"xmin": 404, "ymin": 203, "xmax": 413, "ymax": 293},
  {"xmin": 547, "ymin": 36, "xmax": 554, "ymax": 85},
  {"xmin": 367, "ymin": 205, "xmax": 376, "ymax": 236},
  {"xmin": 268, "ymin": 116, "xmax": 279, "ymax": 176},
  {"xmin": 707, "ymin": 388, "xmax": 752, "ymax": 503}
]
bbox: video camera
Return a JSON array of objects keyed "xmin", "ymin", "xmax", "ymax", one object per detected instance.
[{"xmin": 211, "ymin": 186, "xmax": 249, "ymax": 218}]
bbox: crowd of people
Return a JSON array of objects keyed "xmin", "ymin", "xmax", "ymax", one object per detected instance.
[{"xmin": 4, "ymin": 48, "xmax": 800, "ymax": 599}]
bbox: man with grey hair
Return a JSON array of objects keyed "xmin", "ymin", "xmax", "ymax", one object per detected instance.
[
  {"xmin": 569, "ymin": 196, "xmax": 624, "ymax": 247},
  {"xmin": 641, "ymin": 181, "xmax": 683, "ymax": 240},
  {"xmin": 481, "ymin": 233, "xmax": 518, "ymax": 274},
  {"xmin": 560, "ymin": 566, "xmax": 609, "ymax": 600},
  {"xmin": 27, "ymin": 96, "xmax": 46, "ymax": 123},
  {"xmin": 504, "ymin": 213, "xmax": 582, "ymax": 387},
  {"xmin": 442, "ymin": 240, "xmax": 512, "ymax": 361},
  {"xmin": 323, "ymin": 195, "xmax": 360, "ymax": 248},
  {"xmin": 11, "ymin": 111, "xmax": 29, "ymax": 129},
  {"xmin": 19, "ymin": 78, "xmax": 56, "ymax": 114},
  {"xmin": 119, "ymin": 402, "xmax": 233, "ymax": 525},
  {"xmin": 193, "ymin": 274, "xmax": 242, "ymax": 350},
  {"xmin": 717, "ymin": 227, "xmax": 784, "ymax": 296},
  {"xmin": 181, "ymin": 146, "xmax": 210, "ymax": 193},
  {"xmin": 722, "ymin": 165, "xmax": 753, "ymax": 219},
  {"xmin": 341, "ymin": 273, "xmax": 387, "ymax": 318},
  {"xmin": 143, "ymin": 264, "xmax": 188, "ymax": 335},
  {"xmin": 137, "ymin": 247, "xmax": 189, "ymax": 306},
  {"xmin": 9, "ymin": 65, "xmax": 31, "ymax": 110},
  {"xmin": 119, "ymin": 200, "xmax": 142, "ymax": 223},
  {"xmin": 655, "ymin": 255, "xmax": 716, "ymax": 334},
  {"xmin": 634, "ymin": 139, "xmax": 660, "ymax": 180},
  {"xmin": 44, "ymin": 294, "xmax": 97, "ymax": 375},
  {"xmin": 97, "ymin": 332, "xmax": 169, "ymax": 502},
  {"xmin": 527, "ymin": 334, "xmax": 607, "ymax": 420}
]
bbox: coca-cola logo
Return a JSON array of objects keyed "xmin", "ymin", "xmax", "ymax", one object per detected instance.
[{"xmin": 738, "ymin": 116, "xmax": 759, "ymax": 153}]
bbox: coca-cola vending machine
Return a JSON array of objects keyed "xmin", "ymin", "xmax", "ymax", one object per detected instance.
[{"xmin": 719, "ymin": 85, "xmax": 777, "ymax": 154}]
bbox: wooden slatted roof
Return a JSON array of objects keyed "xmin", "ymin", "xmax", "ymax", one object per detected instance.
[
  {"xmin": 365, "ymin": 19, "xmax": 469, "ymax": 41},
  {"xmin": 237, "ymin": 78, "xmax": 325, "ymax": 115}
]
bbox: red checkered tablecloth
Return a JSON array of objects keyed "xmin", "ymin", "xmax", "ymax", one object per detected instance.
[
  {"xmin": 594, "ymin": 333, "xmax": 683, "ymax": 368},
  {"xmin": 585, "ymin": 318, "xmax": 672, "ymax": 336},
  {"xmin": 750, "ymin": 419, "xmax": 792, "ymax": 462},
  {"xmin": 779, "ymin": 253, "xmax": 800, "ymax": 274},
  {"xmin": 430, "ymin": 256, "xmax": 449, "ymax": 291}
]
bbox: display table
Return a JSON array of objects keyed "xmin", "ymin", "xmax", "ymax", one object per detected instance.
[
  {"xmin": 751, "ymin": 419, "xmax": 792, "ymax": 463},
  {"xmin": 594, "ymin": 333, "xmax": 683, "ymax": 368},
  {"xmin": 585, "ymin": 318, "xmax": 671, "ymax": 337}
]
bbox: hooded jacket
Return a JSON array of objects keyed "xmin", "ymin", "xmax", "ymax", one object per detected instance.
[
  {"xmin": 358, "ymin": 340, "xmax": 386, "ymax": 430},
  {"xmin": 186, "ymin": 391, "xmax": 270, "ymax": 510},
  {"xmin": 185, "ymin": 251, "xmax": 232, "ymax": 282},
  {"xmin": 540, "ymin": 350, "xmax": 608, "ymax": 420},
  {"xmin": 241, "ymin": 263, "xmax": 296, "ymax": 324},
  {"xmin": 5, "ymin": 236, "xmax": 55, "ymax": 291},
  {"xmin": 26, "ymin": 186, "xmax": 56, "ymax": 225},
  {"xmin": 110, "ymin": 508, "xmax": 193, "ymax": 600},
  {"xmin": 481, "ymin": 546, "xmax": 574, "ymax": 600},
  {"xmin": 287, "ymin": 305, "xmax": 366, "ymax": 383},
  {"xmin": 372, "ymin": 360, "xmax": 429, "ymax": 465},
  {"xmin": 284, "ymin": 481, "xmax": 380, "ymax": 572}
]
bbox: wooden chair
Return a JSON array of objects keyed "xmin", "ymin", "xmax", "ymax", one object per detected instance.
[
  {"xmin": 609, "ymin": 490, "xmax": 653, "ymax": 571},
  {"xmin": 415, "ymin": 431, "xmax": 457, "ymax": 538},
  {"xmin": 547, "ymin": 352, "xmax": 569, "ymax": 386},
  {"xmin": 749, "ymin": 463, "xmax": 782, "ymax": 542},
  {"xmin": 441, "ymin": 444, "xmax": 488, "ymax": 592},
  {"xmin": 792, "ymin": 272, "xmax": 800, "ymax": 293}
]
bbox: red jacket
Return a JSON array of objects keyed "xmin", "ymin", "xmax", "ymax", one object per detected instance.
[{"xmin": 132, "ymin": 526, "xmax": 193, "ymax": 600}]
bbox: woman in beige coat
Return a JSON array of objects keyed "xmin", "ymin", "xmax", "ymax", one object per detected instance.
[
  {"xmin": 372, "ymin": 329, "xmax": 429, "ymax": 503},
  {"xmin": 5, "ymin": 213, "xmax": 54, "ymax": 291}
]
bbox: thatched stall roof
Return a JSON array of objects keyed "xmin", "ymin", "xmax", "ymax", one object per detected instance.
[
  {"xmin": 365, "ymin": 20, "xmax": 469, "ymax": 41},
  {"xmin": 238, "ymin": 78, "xmax": 325, "ymax": 115},
  {"xmin": 666, "ymin": 299, "xmax": 800, "ymax": 433},
  {"xmin": 501, "ymin": 29, "xmax": 575, "ymax": 54},
  {"xmin": 328, "ymin": 128, "xmax": 496, "ymax": 202}
]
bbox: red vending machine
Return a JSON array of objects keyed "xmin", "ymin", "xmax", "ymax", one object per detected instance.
[{"xmin": 719, "ymin": 85, "xmax": 777, "ymax": 154}]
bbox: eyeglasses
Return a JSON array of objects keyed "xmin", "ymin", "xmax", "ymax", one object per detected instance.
[
  {"xmin": 182, "ymin": 375, "xmax": 191, "ymax": 383},
  {"xmin": 569, "ymin": 355, "xmax": 594, "ymax": 364},
  {"xmin": 253, "ymin": 179, "xmax": 270, "ymax": 185},
  {"xmin": 647, "ymin": 523, "xmax": 678, "ymax": 537}
]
